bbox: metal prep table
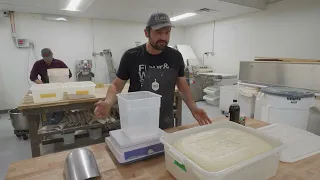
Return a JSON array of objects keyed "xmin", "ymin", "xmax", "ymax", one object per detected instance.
[{"xmin": 18, "ymin": 84, "xmax": 182, "ymax": 157}]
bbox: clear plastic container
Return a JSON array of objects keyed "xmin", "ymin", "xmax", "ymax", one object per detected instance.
[
  {"xmin": 63, "ymin": 133, "xmax": 75, "ymax": 145},
  {"xmin": 48, "ymin": 68, "xmax": 70, "ymax": 83},
  {"xmin": 30, "ymin": 83, "xmax": 64, "ymax": 103},
  {"xmin": 117, "ymin": 91, "xmax": 161, "ymax": 140},
  {"xmin": 160, "ymin": 121, "xmax": 283, "ymax": 180},
  {"xmin": 203, "ymin": 95, "xmax": 220, "ymax": 106},
  {"xmin": 88, "ymin": 128, "xmax": 102, "ymax": 140},
  {"xmin": 203, "ymin": 86, "xmax": 220, "ymax": 97},
  {"xmin": 64, "ymin": 81, "xmax": 96, "ymax": 98}
]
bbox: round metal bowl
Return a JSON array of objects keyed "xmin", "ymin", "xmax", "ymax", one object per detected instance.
[{"xmin": 8, "ymin": 108, "xmax": 29, "ymax": 130}]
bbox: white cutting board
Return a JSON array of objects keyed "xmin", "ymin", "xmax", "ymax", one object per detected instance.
[{"xmin": 258, "ymin": 124, "xmax": 320, "ymax": 163}]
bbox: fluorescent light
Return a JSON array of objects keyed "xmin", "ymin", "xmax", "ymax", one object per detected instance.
[
  {"xmin": 42, "ymin": 14, "xmax": 68, "ymax": 21},
  {"xmin": 170, "ymin": 13, "xmax": 197, "ymax": 22},
  {"xmin": 61, "ymin": 0, "xmax": 95, "ymax": 12},
  {"xmin": 55, "ymin": 18, "xmax": 68, "ymax": 21},
  {"xmin": 65, "ymin": 0, "xmax": 81, "ymax": 11}
]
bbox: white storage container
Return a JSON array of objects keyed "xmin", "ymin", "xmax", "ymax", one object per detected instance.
[
  {"xmin": 88, "ymin": 128, "xmax": 102, "ymax": 140},
  {"xmin": 254, "ymin": 87, "xmax": 315, "ymax": 130},
  {"xmin": 64, "ymin": 81, "xmax": 96, "ymax": 98},
  {"xmin": 238, "ymin": 86, "xmax": 259, "ymax": 118},
  {"xmin": 203, "ymin": 95, "xmax": 219, "ymax": 106},
  {"xmin": 160, "ymin": 121, "xmax": 283, "ymax": 180},
  {"xmin": 203, "ymin": 86, "xmax": 220, "ymax": 97},
  {"xmin": 219, "ymin": 85, "xmax": 238, "ymax": 113},
  {"xmin": 63, "ymin": 133, "xmax": 75, "ymax": 145},
  {"xmin": 48, "ymin": 68, "xmax": 70, "ymax": 83},
  {"xmin": 30, "ymin": 83, "xmax": 64, "ymax": 103},
  {"xmin": 117, "ymin": 91, "xmax": 161, "ymax": 139}
]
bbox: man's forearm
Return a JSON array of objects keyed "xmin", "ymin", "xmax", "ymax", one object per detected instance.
[
  {"xmin": 179, "ymin": 88, "xmax": 197, "ymax": 111},
  {"xmin": 105, "ymin": 84, "xmax": 120, "ymax": 106},
  {"xmin": 177, "ymin": 77, "xmax": 197, "ymax": 111}
]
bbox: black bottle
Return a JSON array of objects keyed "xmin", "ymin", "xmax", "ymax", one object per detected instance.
[{"xmin": 229, "ymin": 100, "xmax": 240, "ymax": 124}]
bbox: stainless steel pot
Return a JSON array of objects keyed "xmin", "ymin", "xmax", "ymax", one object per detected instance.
[{"xmin": 9, "ymin": 108, "xmax": 29, "ymax": 130}]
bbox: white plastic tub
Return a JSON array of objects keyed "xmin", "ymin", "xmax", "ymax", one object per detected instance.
[
  {"xmin": 203, "ymin": 95, "xmax": 219, "ymax": 106},
  {"xmin": 63, "ymin": 133, "xmax": 75, "ymax": 145},
  {"xmin": 30, "ymin": 83, "xmax": 64, "ymax": 103},
  {"xmin": 255, "ymin": 87, "xmax": 315, "ymax": 130},
  {"xmin": 219, "ymin": 85, "xmax": 238, "ymax": 113},
  {"xmin": 160, "ymin": 121, "xmax": 283, "ymax": 180},
  {"xmin": 88, "ymin": 128, "xmax": 102, "ymax": 140},
  {"xmin": 203, "ymin": 86, "xmax": 220, "ymax": 97},
  {"xmin": 48, "ymin": 68, "xmax": 70, "ymax": 83},
  {"xmin": 64, "ymin": 81, "xmax": 96, "ymax": 97},
  {"xmin": 117, "ymin": 91, "xmax": 161, "ymax": 140},
  {"xmin": 238, "ymin": 86, "xmax": 259, "ymax": 118}
]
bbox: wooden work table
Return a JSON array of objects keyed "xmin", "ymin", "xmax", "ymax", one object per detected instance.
[
  {"xmin": 5, "ymin": 118, "xmax": 320, "ymax": 180},
  {"xmin": 18, "ymin": 84, "xmax": 182, "ymax": 158}
]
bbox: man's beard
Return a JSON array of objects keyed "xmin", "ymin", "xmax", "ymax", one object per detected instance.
[{"xmin": 150, "ymin": 39, "xmax": 168, "ymax": 51}]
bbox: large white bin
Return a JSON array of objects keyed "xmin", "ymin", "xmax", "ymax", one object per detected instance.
[
  {"xmin": 64, "ymin": 81, "xmax": 96, "ymax": 98},
  {"xmin": 238, "ymin": 85, "xmax": 259, "ymax": 118},
  {"xmin": 255, "ymin": 87, "xmax": 315, "ymax": 130},
  {"xmin": 48, "ymin": 68, "xmax": 70, "ymax": 83},
  {"xmin": 117, "ymin": 91, "xmax": 161, "ymax": 139},
  {"xmin": 160, "ymin": 121, "xmax": 283, "ymax": 180},
  {"xmin": 219, "ymin": 85, "xmax": 237, "ymax": 113},
  {"xmin": 30, "ymin": 83, "xmax": 64, "ymax": 103}
]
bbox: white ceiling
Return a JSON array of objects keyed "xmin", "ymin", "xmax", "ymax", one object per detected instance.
[{"xmin": 0, "ymin": 0, "xmax": 268, "ymax": 26}]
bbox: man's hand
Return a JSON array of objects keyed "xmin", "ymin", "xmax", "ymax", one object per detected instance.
[
  {"xmin": 94, "ymin": 100, "xmax": 112, "ymax": 118},
  {"xmin": 191, "ymin": 108, "xmax": 212, "ymax": 125},
  {"xmin": 35, "ymin": 79, "xmax": 43, "ymax": 84}
]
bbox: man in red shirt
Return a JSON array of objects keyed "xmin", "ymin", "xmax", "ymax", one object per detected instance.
[
  {"xmin": 29, "ymin": 48, "xmax": 72, "ymax": 125},
  {"xmin": 30, "ymin": 48, "xmax": 72, "ymax": 84}
]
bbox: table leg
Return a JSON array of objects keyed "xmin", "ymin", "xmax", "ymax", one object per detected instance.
[
  {"xmin": 175, "ymin": 93, "xmax": 182, "ymax": 127},
  {"xmin": 27, "ymin": 114, "xmax": 41, "ymax": 157}
]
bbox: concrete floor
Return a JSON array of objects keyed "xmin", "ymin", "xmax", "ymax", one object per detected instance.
[{"xmin": 0, "ymin": 101, "xmax": 223, "ymax": 179}]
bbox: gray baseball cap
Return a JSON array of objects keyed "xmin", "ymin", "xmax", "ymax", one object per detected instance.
[
  {"xmin": 41, "ymin": 48, "xmax": 53, "ymax": 58},
  {"xmin": 147, "ymin": 12, "xmax": 172, "ymax": 30}
]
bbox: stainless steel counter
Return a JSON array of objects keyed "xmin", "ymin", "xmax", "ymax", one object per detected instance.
[{"xmin": 239, "ymin": 61, "xmax": 320, "ymax": 92}]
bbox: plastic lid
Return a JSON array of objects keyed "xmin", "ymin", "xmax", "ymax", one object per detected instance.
[
  {"xmin": 109, "ymin": 129, "xmax": 165, "ymax": 148},
  {"xmin": 259, "ymin": 124, "xmax": 320, "ymax": 163},
  {"xmin": 261, "ymin": 86, "xmax": 314, "ymax": 98}
]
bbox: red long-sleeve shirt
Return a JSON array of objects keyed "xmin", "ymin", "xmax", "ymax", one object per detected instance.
[{"xmin": 30, "ymin": 59, "xmax": 72, "ymax": 83}]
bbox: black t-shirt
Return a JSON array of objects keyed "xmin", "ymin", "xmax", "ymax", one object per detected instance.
[{"xmin": 116, "ymin": 44, "xmax": 185, "ymax": 92}]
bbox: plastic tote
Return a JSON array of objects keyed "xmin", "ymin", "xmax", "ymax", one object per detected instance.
[
  {"xmin": 48, "ymin": 68, "xmax": 70, "ymax": 83},
  {"xmin": 30, "ymin": 83, "xmax": 64, "ymax": 103},
  {"xmin": 117, "ymin": 91, "xmax": 161, "ymax": 139},
  {"xmin": 160, "ymin": 121, "xmax": 283, "ymax": 180},
  {"xmin": 64, "ymin": 81, "xmax": 96, "ymax": 97},
  {"xmin": 238, "ymin": 85, "xmax": 259, "ymax": 118},
  {"xmin": 255, "ymin": 86, "xmax": 315, "ymax": 130},
  {"xmin": 219, "ymin": 85, "xmax": 238, "ymax": 113}
]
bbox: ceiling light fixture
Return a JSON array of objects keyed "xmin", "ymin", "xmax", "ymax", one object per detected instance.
[
  {"xmin": 61, "ymin": 0, "xmax": 95, "ymax": 12},
  {"xmin": 65, "ymin": 0, "xmax": 81, "ymax": 11},
  {"xmin": 42, "ymin": 14, "xmax": 68, "ymax": 21},
  {"xmin": 170, "ymin": 13, "xmax": 197, "ymax": 22}
]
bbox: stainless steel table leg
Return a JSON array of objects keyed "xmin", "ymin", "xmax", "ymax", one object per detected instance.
[{"xmin": 27, "ymin": 114, "xmax": 41, "ymax": 157}]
